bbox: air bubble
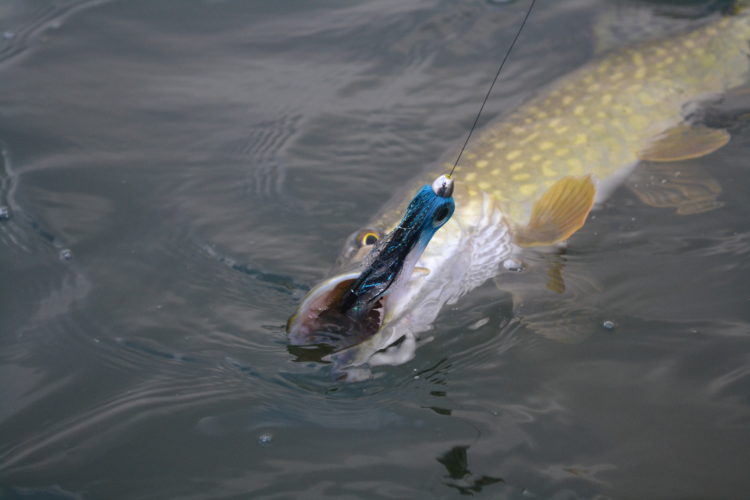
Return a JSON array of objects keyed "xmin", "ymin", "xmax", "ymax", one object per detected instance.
[
  {"xmin": 468, "ymin": 317, "xmax": 490, "ymax": 330},
  {"xmin": 602, "ymin": 320, "xmax": 615, "ymax": 330},
  {"xmin": 0, "ymin": 206, "xmax": 9, "ymax": 220},
  {"xmin": 258, "ymin": 432, "xmax": 273, "ymax": 445},
  {"xmin": 59, "ymin": 248, "xmax": 73, "ymax": 261},
  {"xmin": 503, "ymin": 258, "xmax": 524, "ymax": 272}
]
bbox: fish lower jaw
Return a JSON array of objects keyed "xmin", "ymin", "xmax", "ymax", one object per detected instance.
[{"xmin": 368, "ymin": 326, "xmax": 418, "ymax": 367}]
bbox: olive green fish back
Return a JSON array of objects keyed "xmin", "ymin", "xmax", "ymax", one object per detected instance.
[{"xmin": 448, "ymin": 9, "xmax": 750, "ymax": 225}]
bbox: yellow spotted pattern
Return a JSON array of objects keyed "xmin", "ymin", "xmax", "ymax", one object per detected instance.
[{"xmin": 375, "ymin": 12, "xmax": 750, "ymax": 231}]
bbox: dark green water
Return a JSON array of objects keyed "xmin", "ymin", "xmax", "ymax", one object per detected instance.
[{"xmin": 2, "ymin": 1, "xmax": 750, "ymax": 498}]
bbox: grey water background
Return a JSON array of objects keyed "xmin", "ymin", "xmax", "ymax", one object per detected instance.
[{"xmin": 2, "ymin": 0, "xmax": 750, "ymax": 498}]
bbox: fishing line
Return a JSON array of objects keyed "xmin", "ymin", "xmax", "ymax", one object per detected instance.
[{"xmin": 449, "ymin": 0, "xmax": 537, "ymax": 178}]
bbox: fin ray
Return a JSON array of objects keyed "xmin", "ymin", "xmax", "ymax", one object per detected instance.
[
  {"xmin": 640, "ymin": 124, "xmax": 730, "ymax": 162},
  {"xmin": 627, "ymin": 162, "xmax": 722, "ymax": 215},
  {"xmin": 515, "ymin": 176, "xmax": 596, "ymax": 247}
]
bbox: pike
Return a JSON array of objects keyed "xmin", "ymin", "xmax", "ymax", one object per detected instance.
[{"xmin": 288, "ymin": 4, "xmax": 750, "ymax": 380}]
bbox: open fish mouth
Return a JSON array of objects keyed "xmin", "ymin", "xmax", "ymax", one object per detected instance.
[
  {"xmin": 286, "ymin": 176, "xmax": 455, "ymax": 362},
  {"xmin": 286, "ymin": 271, "xmax": 388, "ymax": 355}
]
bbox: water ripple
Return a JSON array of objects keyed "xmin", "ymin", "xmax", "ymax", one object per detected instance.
[{"xmin": 0, "ymin": 0, "xmax": 110, "ymax": 66}]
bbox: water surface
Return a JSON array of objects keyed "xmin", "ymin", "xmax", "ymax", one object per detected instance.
[{"xmin": 2, "ymin": 0, "xmax": 750, "ymax": 498}]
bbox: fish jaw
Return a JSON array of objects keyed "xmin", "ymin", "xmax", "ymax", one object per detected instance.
[
  {"xmin": 285, "ymin": 227, "xmax": 456, "ymax": 353},
  {"xmin": 288, "ymin": 188, "xmax": 514, "ymax": 378},
  {"xmin": 287, "ymin": 183, "xmax": 455, "ymax": 364},
  {"xmin": 284, "ymin": 260, "xmax": 420, "ymax": 355},
  {"xmin": 285, "ymin": 216, "xmax": 466, "ymax": 374},
  {"xmin": 318, "ymin": 224, "xmax": 468, "ymax": 377},
  {"xmin": 325, "ymin": 195, "xmax": 514, "ymax": 375}
]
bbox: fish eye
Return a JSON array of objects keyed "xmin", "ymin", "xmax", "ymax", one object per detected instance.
[
  {"xmin": 433, "ymin": 205, "xmax": 451, "ymax": 225},
  {"xmin": 359, "ymin": 231, "xmax": 380, "ymax": 246}
]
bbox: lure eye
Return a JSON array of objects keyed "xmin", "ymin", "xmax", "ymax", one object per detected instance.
[
  {"xmin": 360, "ymin": 231, "xmax": 380, "ymax": 246},
  {"xmin": 433, "ymin": 205, "xmax": 451, "ymax": 226}
]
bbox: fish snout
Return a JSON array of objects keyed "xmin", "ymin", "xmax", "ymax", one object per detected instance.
[{"xmin": 286, "ymin": 272, "xmax": 385, "ymax": 351}]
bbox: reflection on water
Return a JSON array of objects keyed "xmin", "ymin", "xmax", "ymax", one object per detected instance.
[
  {"xmin": 437, "ymin": 446, "xmax": 504, "ymax": 495},
  {"xmin": 1, "ymin": 0, "xmax": 750, "ymax": 498}
]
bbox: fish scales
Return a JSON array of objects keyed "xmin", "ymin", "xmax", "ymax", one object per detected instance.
[{"xmin": 447, "ymin": 12, "xmax": 750, "ymax": 225}]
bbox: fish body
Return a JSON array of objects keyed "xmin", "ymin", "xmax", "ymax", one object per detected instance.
[
  {"xmin": 290, "ymin": 7, "xmax": 750, "ymax": 379},
  {"xmin": 448, "ymin": 12, "xmax": 748, "ymax": 222}
]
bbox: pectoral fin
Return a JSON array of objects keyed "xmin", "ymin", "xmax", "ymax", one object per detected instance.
[
  {"xmin": 515, "ymin": 176, "xmax": 596, "ymax": 247},
  {"xmin": 627, "ymin": 163, "xmax": 722, "ymax": 215},
  {"xmin": 639, "ymin": 124, "xmax": 730, "ymax": 162}
]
